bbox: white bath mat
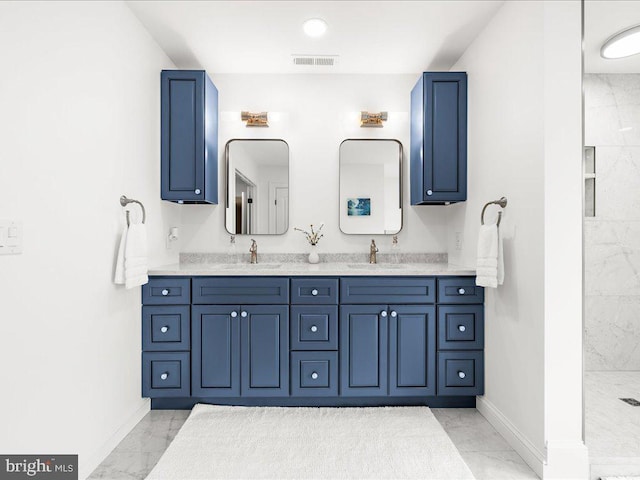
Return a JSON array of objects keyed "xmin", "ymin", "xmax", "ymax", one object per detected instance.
[{"xmin": 146, "ymin": 404, "xmax": 475, "ymax": 480}]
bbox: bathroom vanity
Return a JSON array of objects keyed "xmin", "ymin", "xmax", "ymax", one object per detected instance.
[{"xmin": 141, "ymin": 266, "xmax": 484, "ymax": 409}]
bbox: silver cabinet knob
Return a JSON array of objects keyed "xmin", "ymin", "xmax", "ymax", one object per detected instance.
[
  {"xmin": 458, "ymin": 288, "xmax": 466, "ymax": 295},
  {"xmin": 230, "ymin": 311, "xmax": 238, "ymax": 318},
  {"xmin": 458, "ymin": 371, "xmax": 466, "ymax": 379},
  {"xmin": 161, "ymin": 289, "xmax": 169, "ymax": 296},
  {"xmin": 380, "ymin": 311, "xmax": 388, "ymax": 317},
  {"xmin": 458, "ymin": 325, "xmax": 466, "ymax": 332},
  {"xmin": 311, "ymin": 325, "xmax": 318, "ymax": 332},
  {"xmin": 241, "ymin": 311, "xmax": 248, "ymax": 318},
  {"xmin": 160, "ymin": 326, "xmax": 169, "ymax": 333},
  {"xmin": 195, "ymin": 189, "xmax": 201, "ymax": 194},
  {"xmin": 390, "ymin": 311, "xmax": 397, "ymax": 318},
  {"xmin": 426, "ymin": 190, "xmax": 433, "ymax": 196},
  {"xmin": 311, "ymin": 289, "xmax": 319, "ymax": 296},
  {"xmin": 311, "ymin": 372, "xmax": 319, "ymax": 380},
  {"xmin": 160, "ymin": 373, "xmax": 169, "ymax": 380}
]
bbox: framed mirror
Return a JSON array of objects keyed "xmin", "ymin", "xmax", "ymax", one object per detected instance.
[
  {"xmin": 225, "ymin": 139, "xmax": 289, "ymax": 235},
  {"xmin": 339, "ymin": 139, "xmax": 402, "ymax": 235}
]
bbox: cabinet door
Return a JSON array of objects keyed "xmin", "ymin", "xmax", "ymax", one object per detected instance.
[
  {"xmin": 411, "ymin": 72, "xmax": 467, "ymax": 205},
  {"xmin": 241, "ymin": 305, "xmax": 289, "ymax": 396},
  {"xmin": 389, "ymin": 305, "xmax": 436, "ymax": 396},
  {"xmin": 340, "ymin": 305, "xmax": 388, "ymax": 396},
  {"xmin": 192, "ymin": 305, "xmax": 240, "ymax": 397}
]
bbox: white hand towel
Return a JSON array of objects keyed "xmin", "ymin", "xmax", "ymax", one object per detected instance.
[
  {"xmin": 476, "ymin": 221, "xmax": 503, "ymax": 288},
  {"xmin": 114, "ymin": 224, "xmax": 128, "ymax": 285},
  {"xmin": 124, "ymin": 222, "xmax": 148, "ymax": 289}
]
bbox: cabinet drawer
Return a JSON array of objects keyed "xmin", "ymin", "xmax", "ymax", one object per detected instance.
[
  {"xmin": 438, "ymin": 305, "xmax": 484, "ymax": 350},
  {"xmin": 341, "ymin": 277, "xmax": 435, "ymax": 304},
  {"xmin": 142, "ymin": 352, "xmax": 190, "ymax": 398},
  {"xmin": 291, "ymin": 278, "xmax": 338, "ymax": 304},
  {"xmin": 437, "ymin": 351, "xmax": 483, "ymax": 396},
  {"xmin": 142, "ymin": 278, "xmax": 190, "ymax": 305},
  {"xmin": 291, "ymin": 351, "xmax": 338, "ymax": 396},
  {"xmin": 437, "ymin": 278, "xmax": 484, "ymax": 304},
  {"xmin": 192, "ymin": 277, "xmax": 289, "ymax": 304},
  {"xmin": 142, "ymin": 306, "xmax": 190, "ymax": 351},
  {"xmin": 290, "ymin": 305, "xmax": 338, "ymax": 351}
]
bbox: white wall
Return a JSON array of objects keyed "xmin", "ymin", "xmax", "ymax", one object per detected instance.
[
  {"xmin": 449, "ymin": 1, "xmax": 586, "ymax": 477},
  {"xmin": 0, "ymin": 2, "xmax": 178, "ymax": 478},
  {"xmin": 180, "ymin": 74, "xmax": 450, "ymax": 254}
]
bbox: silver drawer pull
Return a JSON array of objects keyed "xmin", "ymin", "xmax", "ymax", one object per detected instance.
[
  {"xmin": 160, "ymin": 373, "xmax": 169, "ymax": 380},
  {"xmin": 241, "ymin": 311, "xmax": 248, "ymax": 318},
  {"xmin": 390, "ymin": 311, "xmax": 397, "ymax": 318},
  {"xmin": 458, "ymin": 371, "xmax": 466, "ymax": 379},
  {"xmin": 311, "ymin": 372, "xmax": 319, "ymax": 380},
  {"xmin": 458, "ymin": 288, "xmax": 466, "ymax": 295},
  {"xmin": 311, "ymin": 325, "xmax": 318, "ymax": 332},
  {"xmin": 161, "ymin": 289, "xmax": 169, "ymax": 296},
  {"xmin": 195, "ymin": 188, "xmax": 201, "ymax": 194},
  {"xmin": 160, "ymin": 326, "xmax": 169, "ymax": 333},
  {"xmin": 380, "ymin": 311, "xmax": 387, "ymax": 317},
  {"xmin": 426, "ymin": 189, "xmax": 433, "ymax": 196},
  {"xmin": 458, "ymin": 325, "xmax": 466, "ymax": 332},
  {"xmin": 311, "ymin": 289, "xmax": 319, "ymax": 296},
  {"xmin": 230, "ymin": 311, "xmax": 238, "ymax": 318}
]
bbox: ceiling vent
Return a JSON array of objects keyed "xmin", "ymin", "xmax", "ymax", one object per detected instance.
[{"xmin": 292, "ymin": 55, "xmax": 338, "ymax": 67}]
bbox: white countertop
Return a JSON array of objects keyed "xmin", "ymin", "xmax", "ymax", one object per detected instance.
[{"xmin": 148, "ymin": 262, "xmax": 476, "ymax": 277}]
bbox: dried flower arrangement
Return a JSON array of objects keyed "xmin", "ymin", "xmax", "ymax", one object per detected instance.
[{"xmin": 294, "ymin": 224, "xmax": 324, "ymax": 246}]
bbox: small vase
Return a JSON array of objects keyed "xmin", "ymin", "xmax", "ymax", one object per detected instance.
[{"xmin": 308, "ymin": 245, "xmax": 320, "ymax": 264}]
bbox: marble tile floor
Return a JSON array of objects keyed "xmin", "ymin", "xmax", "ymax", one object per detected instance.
[
  {"xmin": 89, "ymin": 407, "xmax": 539, "ymax": 480},
  {"xmin": 586, "ymin": 371, "xmax": 640, "ymax": 480}
]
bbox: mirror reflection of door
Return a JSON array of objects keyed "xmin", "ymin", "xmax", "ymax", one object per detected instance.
[
  {"xmin": 225, "ymin": 139, "xmax": 289, "ymax": 235},
  {"xmin": 234, "ymin": 171, "xmax": 256, "ymax": 234}
]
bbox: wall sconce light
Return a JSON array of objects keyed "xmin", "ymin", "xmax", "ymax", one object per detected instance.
[
  {"xmin": 241, "ymin": 111, "xmax": 269, "ymax": 127},
  {"xmin": 360, "ymin": 111, "xmax": 388, "ymax": 128}
]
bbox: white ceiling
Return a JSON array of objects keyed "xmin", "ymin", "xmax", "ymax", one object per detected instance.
[
  {"xmin": 585, "ymin": 1, "xmax": 640, "ymax": 73},
  {"xmin": 127, "ymin": 1, "xmax": 504, "ymax": 74}
]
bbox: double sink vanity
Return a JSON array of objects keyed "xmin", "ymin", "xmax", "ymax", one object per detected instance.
[
  {"xmin": 141, "ymin": 259, "xmax": 484, "ymax": 409},
  {"xmin": 146, "ymin": 69, "xmax": 478, "ymax": 409}
]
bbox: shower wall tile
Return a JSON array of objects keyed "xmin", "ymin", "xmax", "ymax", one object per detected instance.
[
  {"xmin": 585, "ymin": 296, "xmax": 640, "ymax": 371},
  {"xmin": 585, "ymin": 74, "xmax": 640, "ymax": 147},
  {"xmin": 585, "ymin": 74, "xmax": 640, "ymax": 371}
]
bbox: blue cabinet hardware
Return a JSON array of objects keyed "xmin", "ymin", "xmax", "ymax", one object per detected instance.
[
  {"xmin": 141, "ymin": 275, "xmax": 484, "ymax": 406},
  {"xmin": 411, "ymin": 72, "xmax": 467, "ymax": 205},
  {"xmin": 161, "ymin": 70, "xmax": 218, "ymax": 204}
]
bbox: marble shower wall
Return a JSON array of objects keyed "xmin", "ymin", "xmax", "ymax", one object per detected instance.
[{"xmin": 585, "ymin": 74, "xmax": 640, "ymax": 371}]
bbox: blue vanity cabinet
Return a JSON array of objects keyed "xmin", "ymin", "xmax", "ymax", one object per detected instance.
[
  {"xmin": 410, "ymin": 72, "xmax": 467, "ymax": 205},
  {"xmin": 339, "ymin": 305, "xmax": 389, "ymax": 397},
  {"xmin": 161, "ymin": 70, "xmax": 218, "ymax": 204}
]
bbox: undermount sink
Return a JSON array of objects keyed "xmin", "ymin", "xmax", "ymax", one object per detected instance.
[
  {"xmin": 221, "ymin": 263, "xmax": 282, "ymax": 269},
  {"xmin": 346, "ymin": 263, "xmax": 405, "ymax": 269}
]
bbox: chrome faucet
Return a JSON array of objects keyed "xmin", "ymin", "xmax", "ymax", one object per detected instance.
[
  {"xmin": 369, "ymin": 239, "xmax": 378, "ymax": 264},
  {"xmin": 249, "ymin": 239, "xmax": 258, "ymax": 264}
]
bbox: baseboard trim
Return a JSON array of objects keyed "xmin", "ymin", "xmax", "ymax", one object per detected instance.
[
  {"xmin": 79, "ymin": 399, "xmax": 150, "ymax": 480},
  {"xmin": 476, "ymin": 396, "xmax": 545, "ymax": 478}
]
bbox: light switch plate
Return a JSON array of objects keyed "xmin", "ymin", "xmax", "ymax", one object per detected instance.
[{"xmin": 0, "ymin": 220, "xmax": 23, "ymax": 254}]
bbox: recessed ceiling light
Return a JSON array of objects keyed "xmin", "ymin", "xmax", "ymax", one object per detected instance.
[
  {"xmin": 303, "ymin": 18, "xmax": 328, "ymax": 38},
  {"xmin": 601, "ymin": 24, "xmax": 640, "ymax": 59}
]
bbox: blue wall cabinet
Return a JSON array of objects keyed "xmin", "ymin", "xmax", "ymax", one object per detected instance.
[
  {"xmin": 411, "ymin": 72, "xmax": 467, "ymax": 205},
  {"xmin": 241, "ymin": 306, "xmax": 289, "ymax": 397},
  {"xmin": 339, "ymin": 305, "xmax": 389, "ymax": 396},
  {"xmin": 192, "ymin": 305, "xmax": 241, "ymax": 397},
  {"xmin": 389, "ymin": 305, "xmax": 437, "ymax": 396},
  {"xmin": 161, "ymin": 70, "xmax": 218, "ymax": 204}
]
